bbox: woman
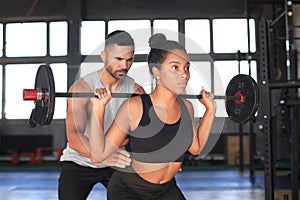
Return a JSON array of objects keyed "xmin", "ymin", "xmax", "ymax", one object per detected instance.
[{"xmin": 89, "ymin": 33, "xmax": 216, "ymax": 199}]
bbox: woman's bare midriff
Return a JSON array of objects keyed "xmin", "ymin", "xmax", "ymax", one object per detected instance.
[{"xmin": 131, "ymin": 160, "xmax": 182, "ymax": 184}]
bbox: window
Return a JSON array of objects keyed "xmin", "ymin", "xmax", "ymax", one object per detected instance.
[
  {"xmin": 153, "ymin": 19, "xmax": 179, "ymax": 41},
  {"xmin": 6, "ymin": 22, "xmax": 47, "ymax": 57},
  {"xmin": 50, "ymin": 63, "xmax": 68, "ymax": 119},
  {"xmin": 6, "ymin": 64, "xmax": 41, "ymax": 119},
  {"xmin": 108, "ymin": 20, "xmax": 151, "ymax": 54},
  {"xmin": 213, "ymin": 18, "xmax": 256, "ymax": 53},
  {"xmin": 187, "ymin": 61, "xmax": 211, "ymax": 117},
  {"xmin": 185, "ymin": 19, "xmax": 210, "ymax": 53},
  {"xmin": 1, "ymin": 17, "xmax": 257, "ymax": 121},
  {"xmin": 50, "ymin": 21, "xmax": 68, "ymax": 56},
  {"xmin": 81, "ymin": 21, "xmax": 105, "ymax": 55}
]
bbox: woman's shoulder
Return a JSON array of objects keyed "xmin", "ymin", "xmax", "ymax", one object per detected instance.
[
  {"xmin": 116, "ymin": 94, "xmax": 144, "ymax": 129},
  {"xmin": 181, "ymin": 98, "xmax": 194, "ymax": 113},
  {"xmin": 119, "ymin": 94, "xmax": 143, "ymax": 111}
]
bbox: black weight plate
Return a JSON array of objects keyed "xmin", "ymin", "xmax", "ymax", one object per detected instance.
[
  {"xmin": 225, "ymin": 74, "xmax": 259, "ymax": 124},
  {"xmin": 32, "ymin": 65, "xmax": 55, "ymax": 126}
]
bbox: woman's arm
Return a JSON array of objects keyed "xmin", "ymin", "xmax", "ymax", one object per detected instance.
[
  {"xmin": 188, "ymin": 89, "xmax": 216, "ymax": 155},
  {"xmin": 89, "ymin": 87, "xmax": 133, "ymax": 164}
]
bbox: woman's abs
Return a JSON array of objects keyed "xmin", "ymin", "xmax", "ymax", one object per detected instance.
[{"xmin": 131, "ymin": 160, "xmax": 182, "ymax": 184}]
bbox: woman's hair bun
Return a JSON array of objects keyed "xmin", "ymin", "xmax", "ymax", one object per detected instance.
[{"xmin": 149, "ymin": 33, "xmax": 167, "ymax": 48}]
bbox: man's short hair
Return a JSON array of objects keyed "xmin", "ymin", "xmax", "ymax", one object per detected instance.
[{"xmin": 105, "ymin": 30, "xmax": 135, "ymax": 48}]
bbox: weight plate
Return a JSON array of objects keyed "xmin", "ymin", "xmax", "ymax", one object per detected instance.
[
  {"xmin": 31, "ymin": 65, "xmax": 55, "ymax": 126},
  {"xmin": 225, "ymin": 74, "xmax": 259, "ymax": 124}
]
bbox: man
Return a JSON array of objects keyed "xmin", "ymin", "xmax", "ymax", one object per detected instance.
[{"xmin": 58, "ymin": 30, "xmax": 145, "ymax": 200}]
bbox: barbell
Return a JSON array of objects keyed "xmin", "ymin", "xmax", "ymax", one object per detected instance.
[{"xmin": 23, "ymin": 65, "xmax": 259, "ymax": 127}]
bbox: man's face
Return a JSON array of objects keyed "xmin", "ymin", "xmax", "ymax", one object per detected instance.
[{"xmin": 102, "ymin": 44, "xmax": 134, "ymax": 80}]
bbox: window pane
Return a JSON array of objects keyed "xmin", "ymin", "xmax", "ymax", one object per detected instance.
[
  {"xmin": 187, "ymin": 61, "xmax": 211, "ymax": 117},
  {"xmin": 50, "ymin": 21, "xmax": 68, "ymax": 56},
  {"xmin": 153, "ymin": 20, "xmax": 179, "ymax": 41},
  {"xmin": 108, "ymin": 20, "xmax": 151, "ymax": 54},
  {"xmin": 127, "ymin": 62, "xmax": 152, "ymax": 93},
  {"xmin": 213, "ymin": 19, "xmax": 256, "ymax": 53},
  {"xmin": 214, "ymin": 61, "xmax": 238, "ymax": 117},
  {"xmin": 185, "ymin": 19, "xmax": 210, "ymax": 53},
  {"xmin": 50, "ymin": 63, "xmax": 68, "ymax": 119},
  {"xmin": 5, "ymin": 64, "xmax": 67, "ymax": 119},
  {"xmin": 6, "ymin": 64, "xmax": 41, "ymax": 119},
  {"xmin": 249, "ymin": 19, "xmax": 256, "ymax": 52},
  {"xmin": 6, "ymin": 22, "xmax": 47, "ymax": 57},
  {"xmin": 0, "ymin": 24, "xmax": 2, "ymax": 57},
  {"xmin": 240, "ymin": 60, "xmax": 257, "ymax": 81},
  {"xmin": 214, "ymin": 61, "xmax": 240, "ymax": 95},
  {"xmin": 81, "ymin": 21, "xmax": 105, "ymax": 55}
]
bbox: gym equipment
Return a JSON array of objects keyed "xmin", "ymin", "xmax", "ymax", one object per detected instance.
[{"xmin": 23, "ymin": 65, "xmax": 259, "ymax": 127}]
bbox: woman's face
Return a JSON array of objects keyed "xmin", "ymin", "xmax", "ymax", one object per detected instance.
[{"xmin": 156, "ymin": 49, "xmax": 190, "ymax": 94}]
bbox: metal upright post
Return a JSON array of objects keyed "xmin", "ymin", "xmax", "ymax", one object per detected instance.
[
  {"xmin": 284, "ymin": 1, "xmax": 299, "ymax": 199},
  {"xmin": 66, "ymin": 0, "xmax": 82, "ymax": 88},
  {"xmin": 258, "ymin": 19, "xmax": 275, "ymax": 200}
]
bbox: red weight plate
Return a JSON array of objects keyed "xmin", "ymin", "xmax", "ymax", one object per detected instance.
[{"xmin": 225, "ymin": 74, "xmax": 259, "ymax": 124}]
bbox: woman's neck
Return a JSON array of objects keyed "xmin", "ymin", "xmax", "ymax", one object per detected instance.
[{"xmin": 151, "ymin": 85, "xmax": 178, "ymax": 106}]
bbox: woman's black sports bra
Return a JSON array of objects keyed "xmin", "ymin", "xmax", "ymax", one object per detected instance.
[{"xmin": 126, "ymin": 94, "xmax": 193, "ymax": 163}]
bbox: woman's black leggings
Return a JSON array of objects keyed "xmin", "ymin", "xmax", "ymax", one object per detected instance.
[{"xmin": 107, "ymin": 170, "xmax": 186, "ymax": 200}]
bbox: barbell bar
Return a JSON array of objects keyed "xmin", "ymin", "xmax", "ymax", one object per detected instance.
[
  {"xmin": 23, "ymin": 65, "xmax": 259, "ymax": 127},
  {"xmin": 23, "ymin": 89, "xmax": 242, "ymax": 102}
]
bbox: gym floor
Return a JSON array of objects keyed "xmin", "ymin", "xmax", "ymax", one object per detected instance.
[{"xmin": 0, "ymin": 164, "xmax": 265, "ymax": 200}]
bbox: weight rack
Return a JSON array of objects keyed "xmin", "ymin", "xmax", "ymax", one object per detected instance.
[{"xmin": 258, "ymin": 1, "xmax": 299, "ymax": 199}]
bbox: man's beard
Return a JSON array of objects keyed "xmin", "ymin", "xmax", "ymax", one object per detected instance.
[{"xmin": 105, "ymin": 67, "xmax": 128, "ymax": 80}]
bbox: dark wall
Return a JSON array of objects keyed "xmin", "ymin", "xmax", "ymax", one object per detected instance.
[
  {"xmin": 0, "ymin": 120, "xmax": 66, "ymax": 149},
  {"xmin": 0, "ymin": 0, "xmax": 265, "ymax": 22}
]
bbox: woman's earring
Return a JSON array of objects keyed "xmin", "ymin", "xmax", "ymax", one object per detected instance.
[{"xmin": 156, "ymin": 76, "xmax": 160, "ymax": 80}]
